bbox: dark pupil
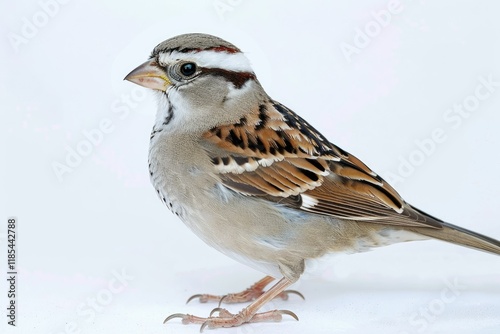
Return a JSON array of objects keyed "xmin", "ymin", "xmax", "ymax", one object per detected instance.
[{"xmin": 180, "ymin": 63, "xmax": 196, "ymax": 76}]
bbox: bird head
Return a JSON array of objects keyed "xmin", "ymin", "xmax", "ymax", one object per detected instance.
[{"xmin": 125, "ymin": 33, "xmax": 265, "ymax": 131}]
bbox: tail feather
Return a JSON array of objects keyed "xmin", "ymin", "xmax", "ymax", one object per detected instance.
[{"xmin": 411, "ymin": 221, "xmax": 500, "ymax": 255}]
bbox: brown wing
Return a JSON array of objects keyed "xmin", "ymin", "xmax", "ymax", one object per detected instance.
[{"xmin": 202, "ymin": 100, "xmax": 443, "ymax": 229}]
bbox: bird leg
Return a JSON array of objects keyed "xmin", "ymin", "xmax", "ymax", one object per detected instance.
[
  {"xmin": 186, "ymin": 275, "xmax": 304, "ymax": 305},
  {"xmin": 165, "ymin": 277, "xmax": 299, "ymax": 331}
]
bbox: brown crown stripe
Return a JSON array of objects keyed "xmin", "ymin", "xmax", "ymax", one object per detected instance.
[
  {"xmin": 208, "ymin": 46, "xmax": 240, "ymax": 53},
  {"xmin": 153, "ymin": 46, "xmax": 241, "ymax": 58},
  {"xmin": 176, "ymin": 46, "xmax": 240, "ymax": 54},
  {"xmin": 168, "ymin": 46, "xmax": 241, "ymax": 57}
]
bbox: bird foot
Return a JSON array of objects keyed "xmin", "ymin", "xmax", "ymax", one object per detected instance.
[
  {"xmin": 186, "ymin": 275, "xmax": 304, "ymax": 305},
  {"xmin": 187, "ymin": 289, "xmax": 304, "ymax": 305},
  {"xmin": 164, "ymin": 307, "xmax": 298, "ymax": 331}
]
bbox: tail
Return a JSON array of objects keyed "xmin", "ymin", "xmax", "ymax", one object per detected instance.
[{"xmin": 410, "ymin": 221, "xmax": 500, "ymax": 256}]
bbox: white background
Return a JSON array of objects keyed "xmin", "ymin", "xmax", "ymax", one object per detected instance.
[{"xmin": 2, "ymin": 1, "xmax": 500, "ymax": 333}]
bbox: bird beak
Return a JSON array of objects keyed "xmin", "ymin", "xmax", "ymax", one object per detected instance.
[{"xmin": 124, "ymin": 60, "xmax": 171, "ymax": 91}]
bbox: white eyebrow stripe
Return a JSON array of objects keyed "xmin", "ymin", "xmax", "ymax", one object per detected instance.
[{"xmin": 159, "ymin": 50, "xmax": 253, "ymax": 72}]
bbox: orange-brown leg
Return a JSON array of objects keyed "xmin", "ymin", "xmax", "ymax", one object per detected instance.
[
  {"xmin": 165, "ymin": 277, "xmax": 299, "ymax": 331},
  {"xmin": 186, "ymin": 275, "xmax": 304, "ymax": 305}
]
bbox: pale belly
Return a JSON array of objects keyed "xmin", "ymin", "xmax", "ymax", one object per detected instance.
[{"xmin": 148, "ymin": 134, "xmax": 427, "ymax": 280}]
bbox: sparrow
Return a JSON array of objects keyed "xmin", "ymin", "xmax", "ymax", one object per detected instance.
[{"xmin": 124, "ymin": 33, "xmax": 500, "ymax": 330}]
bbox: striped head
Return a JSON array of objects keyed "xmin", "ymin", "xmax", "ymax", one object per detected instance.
[{"xmin": 125, "ymin": 33, "xmax": 265, "ymax": 132}]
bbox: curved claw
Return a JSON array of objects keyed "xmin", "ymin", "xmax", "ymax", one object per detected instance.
[
  {"xmin": 200, "ymin": 321, "xmax": 209, "ymax": 333},
  {"xmin": 279, "ymin": 309, "xmax": 299, "ymax": 321},
  {"xmin": 163, "ymin": 313, "xmax": 187, "ymax": 324},
  {"xmin": 217, "ymin": 295, "xmax": 228, "ymax": 308},
  {"xmin": 209, "ymin": 307, "xmax": 224, "ymax": 317},
  {"xmin": 283, "ymin": 289, "xmax": 306, "ymax": 301},
  {"xmin": 186, "ymin": 294, "xmax": 203, "ymax": 304}
]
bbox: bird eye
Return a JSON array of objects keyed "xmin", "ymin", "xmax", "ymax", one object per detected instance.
[{"xmin": 180, "ymin": 62, "xmax": 197, "ymax": 77}]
